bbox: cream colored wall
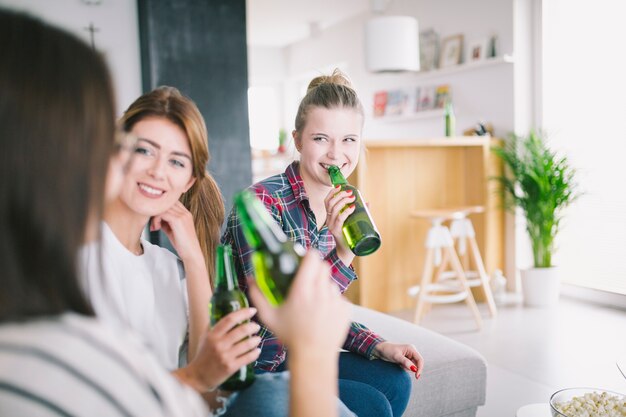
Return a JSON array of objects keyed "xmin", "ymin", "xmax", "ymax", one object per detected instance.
[
  {"xmin": 0, "ymin": 0, "xmax": 143, "ymax": 116},
  {"xmin": 280, "ymin": 0, "xmax": 516, "ymax": 140}
]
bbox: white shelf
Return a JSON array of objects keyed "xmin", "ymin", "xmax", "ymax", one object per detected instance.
[
  {"xmin": 414, "ymin": 54, "xmax": 514, "ymax": 81},
  {"xmin": 376, "ymin": 108, "xmax": 444, "ymax": 123}
]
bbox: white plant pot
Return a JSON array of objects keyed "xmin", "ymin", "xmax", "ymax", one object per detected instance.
[{"xmin": 520, "ymin": 267, "xmax": 560, "ymax": 307}]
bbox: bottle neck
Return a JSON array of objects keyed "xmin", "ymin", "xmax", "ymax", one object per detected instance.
[
  {"xmin": 215, "ymin": 245, "xmax": 236, "ymax": 291},
  {"xmin": 235, "ymin": 191, "xmax": 288, "ymax": 254},
  {"xmin": 327, "ymin": 165, "xmax": 348, "ymax": 186}
]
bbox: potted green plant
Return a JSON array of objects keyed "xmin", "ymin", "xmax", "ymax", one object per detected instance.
[{"xmin": 492, "ymin": 130, "xmax": 578, "ymax": 307}]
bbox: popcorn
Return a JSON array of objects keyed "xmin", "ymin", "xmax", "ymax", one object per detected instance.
[{"xmin": 554, "ymin": 391, "xmax": 626, "ymax": 417}]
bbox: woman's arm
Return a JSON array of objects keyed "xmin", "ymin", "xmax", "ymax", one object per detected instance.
[
  {"xmin": 172, "ymin": 307, "xmax": 261, "ymax": 391},
  {"xmin": 150, "ymin": 201, "xmax": 212, "ymax": 360},
  {"xmin": 371, "ymin": 342, "xmax": 424, "ymax": 379},
  {"xmin": 248, "ymin": 251, "xmax": 351, "ymax": 417}
]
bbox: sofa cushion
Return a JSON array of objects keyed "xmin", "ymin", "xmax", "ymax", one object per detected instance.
[{"xmin": 352, "ymin": 305, "xmax": 486, "ymax": 417}]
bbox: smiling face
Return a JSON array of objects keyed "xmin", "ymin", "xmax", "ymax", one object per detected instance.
[
  {"xmin": 118, "ymin": 117, "xmax": 196, "ymax": 217},
  {"xmin": 294, "ymin": 106, "xmax": 363, "ymax": 189}
]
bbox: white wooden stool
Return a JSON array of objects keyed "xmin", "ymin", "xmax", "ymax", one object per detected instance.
[
  {"xmin": 409, "ymin": 208, "xmax": 483, "ymax": 329},
  {"xmin": 438, "ymin": 206, "xmax": 497, "ymax": 317}
]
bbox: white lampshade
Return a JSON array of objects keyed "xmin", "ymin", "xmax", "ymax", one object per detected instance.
[{"xmin": 365, "ymin": 16, "xmax": 420, "ymax": 72}]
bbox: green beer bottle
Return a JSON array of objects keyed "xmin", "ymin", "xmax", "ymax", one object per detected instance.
[
  {"xmin": 327, "ymin": 165, "xmax": 381, "ymax": 256},
  {"xmin": 444, "ymin": 99, "xmax": 455, "ymax": 137},
  {"xmin": 209, "ymin": 244, "xmax": 255, "ymax": 391},
  {"xmin": 234, "ymin": 190, "xmax": 306, "ymax": 306}
]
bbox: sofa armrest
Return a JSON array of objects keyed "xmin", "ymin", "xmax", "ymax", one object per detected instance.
[{"xmin": 351, "ymin": 305, "xmax": 486, "ymax": 417}]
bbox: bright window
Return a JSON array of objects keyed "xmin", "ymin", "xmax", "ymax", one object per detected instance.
[
  {"xmin": 542, "ymin": 0, "xmax": 626, "ymax": 295},
  {"xmin": 248, "ymin": 86, "xmax": 280, "ymax": 151}
]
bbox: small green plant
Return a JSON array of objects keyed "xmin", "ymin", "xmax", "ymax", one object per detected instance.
[{"xmin": 492, "ymin": 131, "xmax": 578, "ymax": 268}]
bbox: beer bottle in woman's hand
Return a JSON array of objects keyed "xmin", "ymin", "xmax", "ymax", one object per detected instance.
[
  {"xmin": 327, "ymin": 165, "xmax": 381, "ymax": 256},
  {"xmin": 234, "ymin": 191, "xmax": 305, "ymax": 306},
  {"xmin": 209, "ymin": 244, "xmax": 256, "ymax": 390}
]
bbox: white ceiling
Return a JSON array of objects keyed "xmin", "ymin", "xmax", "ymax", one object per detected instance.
[{"xmin": 246, "ymin": 0, "xmax": 370, "ymax": 47}]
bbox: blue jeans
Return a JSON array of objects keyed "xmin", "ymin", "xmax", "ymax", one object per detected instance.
[
  {"xmin": 260, "ymin": 352, "xmax": 411, "ymax": 417},
  {"xmin": 337, "ymin": 351, "xmax": 412, "ymax": 417},
  {"xmin": 223, "ymin": 371, "xmax": 356, "ymax": 417}
]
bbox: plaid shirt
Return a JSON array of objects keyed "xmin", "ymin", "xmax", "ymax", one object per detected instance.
[{"xmin": 222, "ymin": 161, "xmax": 385, "ymax": 372}]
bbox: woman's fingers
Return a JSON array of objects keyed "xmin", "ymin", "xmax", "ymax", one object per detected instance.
[
  {"xmin": 150, "ymin": 216, "xmax": 162, "ymax": 231},
  {"xmin": 220, "ymin": 321, "xmax": 261, "ymax": 346},
  {"xmin": 323, "ymin": 186, "xmax": 341, "ymax": 206},
  {"xmin": 334, "ymin": 203, "xmax": 356, "ymax": 225},
  {"xmin": 228, "ymin": 346, "xmax": 261, "ymax": 369},
  {"xmin": 290, "ymin": 250, "xmax": 325, "ymax": 293},
  {"xmin": 211, "ymin": 308, "xmax": 257, "ymax": 337},
  {"xmin": 227, "ymin": 336, "xmax": 262, "ymax": 359},
  {"xmin": 327, "ymin": 191, "xmax": 355, "ymax": 215}
]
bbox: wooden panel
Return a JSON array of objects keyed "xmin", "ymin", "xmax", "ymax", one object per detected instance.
[{"xmin": 351, "ymin": 139, "xmax": 504, "ymax": 312}]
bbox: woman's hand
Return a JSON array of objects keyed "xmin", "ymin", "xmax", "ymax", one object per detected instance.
[
  {"xmin": 150, "ymin": 201, "xmax": 202, "ymax": 263},
  {"xmin": 248, "ymin": 251, "xmax": 351, "ymax": 354},
  {"xmin": 249, "ymin": 251, "xmax": 350, "ymax": 417},
  {"xmin": 324, "ymin": 186, "xmax": 356, "ymax": 265},
  {"xmin": 176, "ymin": 308, "xmax": 261, "ymax": 392},
  {"xmin": 373, "ymin": 342, "xmax": 424, "ymax": 380}
]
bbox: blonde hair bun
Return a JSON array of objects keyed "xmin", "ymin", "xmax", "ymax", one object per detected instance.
[{"xmin": 307, "ymin": 68, "xmax": 354, "ymax": 92}]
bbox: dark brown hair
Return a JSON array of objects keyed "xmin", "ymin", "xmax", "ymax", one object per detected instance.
[
  {"xmin": 120, "ymin": 87, "xmax": 225, "ymax": 285},
  {"xmin": 0, "ymin": 9, "xmax": 116, "ymax": 320},
  {"xmin": 294, "ymin": 69, "xmax": 364, "ymax": 133}
]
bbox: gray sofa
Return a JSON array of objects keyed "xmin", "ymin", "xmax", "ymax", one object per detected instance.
[{"xmin": 352, "ymin": 305, "xmax": 486, "ymax": 417}]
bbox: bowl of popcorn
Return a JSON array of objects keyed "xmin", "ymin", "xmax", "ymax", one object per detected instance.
[{"xmin": 550, "ymin": 387, "xmax": 626, "ymax": 417}]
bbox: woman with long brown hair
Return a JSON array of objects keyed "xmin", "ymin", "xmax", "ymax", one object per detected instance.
[
  {"xmin": 0, "ymin": 9, "xmax": 208, "ymax": 416},
  {"xmin": 80, "ymin": 86, "xmax": 356, "ymax": 417},
  {"xmin": 81, "ymin": 86, "xmax": 226, "ymax": 369}
]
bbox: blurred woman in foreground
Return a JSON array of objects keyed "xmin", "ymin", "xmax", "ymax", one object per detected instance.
[{"xmin": 0, "ymin": 9, "xmax": 350, "ymax": 417}]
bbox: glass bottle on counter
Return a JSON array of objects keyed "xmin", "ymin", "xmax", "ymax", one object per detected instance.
[
  {"xmin": 444, "ymin": 99, "xmax": 455, "ymax": 137},
  {"xmin": 209, "ymin": 244, "xmax": 255, "ymax": 390},
  {"xmin": 327, "ymin": 165, "xmax": 381, "ymax": 256},
  {"xmin": 233, "ymin": 190, "xmax": 305, "ymax": 306}
]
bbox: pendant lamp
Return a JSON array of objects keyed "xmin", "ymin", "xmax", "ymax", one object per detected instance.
[{"xmin": 365, "ymin": 15, "xmax": 420, "ymax": 73}]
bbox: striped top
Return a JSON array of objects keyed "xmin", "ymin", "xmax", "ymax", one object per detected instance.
[
  {"xmin": 0, "ymin": 313, "xmax": 208, "ymax": 417},
  {"xmin": 222, "ymin": 161, "xmax": 384, "ymax": 372}
]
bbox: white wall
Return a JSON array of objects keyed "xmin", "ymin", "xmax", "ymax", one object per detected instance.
[
  {"xmin": 0, "ymin": 0, "xmax": 142, "ymax": 116},
  {"xmin": 276, "ymin": 0, "xmax": 516, "ymax": 140}
]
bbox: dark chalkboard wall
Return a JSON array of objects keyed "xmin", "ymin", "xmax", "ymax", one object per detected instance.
[{"xmin": 138, "ymin": 0, "xmax": 252, "ymax": 221}]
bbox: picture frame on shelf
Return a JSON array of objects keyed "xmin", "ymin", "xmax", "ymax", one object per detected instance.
[
  {"xmin": 373, "ymin": 89, "xmax": 414, "ymax": 118},
  {"xmin": 386, "ymin": 89, "xmax": 409, "ymax": 116},
  {"xmin": 373, "ymin": 91, "xmax": 388, "ymax": 118},
  {"xmin": 434, "ymin": 85, "xmax": 451, "ymax": 109},
  {"xmin": 439, "ymin": 34, "xmax": 464, "ymax": 68},
  {"xmin": 467, "ymin": 38, "xmax": 490, "ymax": 62},
  {"xmin": 417, "ymin": 86, "xmax": 436, "ymax": 111},
  {"xmin": 419, "ymin": 29, "xmax": 439, "ymax": 71}
]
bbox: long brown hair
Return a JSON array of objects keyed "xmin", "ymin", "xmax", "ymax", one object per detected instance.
[
  {"xmin": 120, "ymin": 86, "xmax": 224, "ymax": 285},
  {"xmin": 0, "ymin": 9, "xmax": 115, "ymax": 320}
]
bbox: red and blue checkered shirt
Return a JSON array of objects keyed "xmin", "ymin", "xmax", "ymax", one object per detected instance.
[{"xmin": 222, "ymin": 161, "xmax": 385, "ymax": 372}]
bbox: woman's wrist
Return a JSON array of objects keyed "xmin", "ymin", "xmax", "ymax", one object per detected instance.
[
  {"xmin": 180, "ymin": 251, "xmax": 209, "ymax": 278},
  {"xmin": 336, "ymin": 245, "xmax": 355, "ymax": 266},
  {"xmin": 172, "ymin": 364, "xmax": 214, "ymax": 394},
  {"xmin": 289, "ymin": 344, "xmax": 340, "ymax": 365},
  {"xmin": 178, "ymin": 245, "xmax": 205, "ymax": 268}
]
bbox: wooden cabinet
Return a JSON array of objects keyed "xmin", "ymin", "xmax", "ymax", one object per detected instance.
[{"xmin": 344, "ymin": 137, "xmax": 504, "ymax": 313}]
